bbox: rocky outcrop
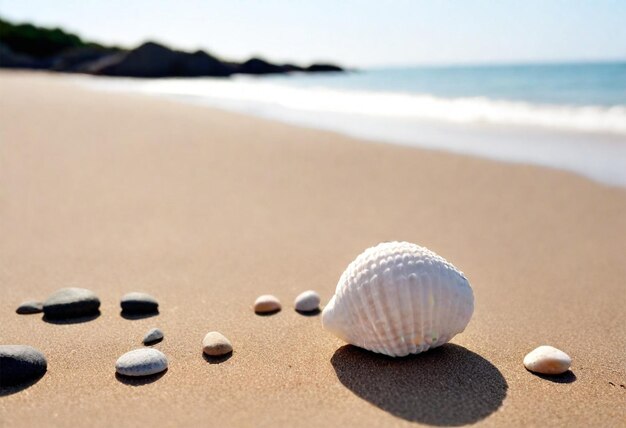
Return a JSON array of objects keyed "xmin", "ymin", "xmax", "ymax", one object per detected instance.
[
  {"xmin": 51, "ymin": 46, "xmax": 118, "ymax": 72},
  {"xmin": 237, "ymin": 57, "xmax": 289, "ymax": 75},
  {"xmin": 306, "ymin": 63, "xmax": 343, "ymax": 72},
  {"xmin": 0, "ymin": 17, "xmax": 344, "ymax": 78},
  {"xmin": 86, "ymin": 42, "xmax": 235, "ymax": 77},
  {"xmin": 84, "ymin": 44, "xmax": 344, "ymax": 77},
  {"xmin": 0, "ymin": 43, "xmax": 47, "ymax": 69}
]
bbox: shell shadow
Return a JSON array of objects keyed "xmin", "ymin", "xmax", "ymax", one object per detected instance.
[
  {"xmin": 115, "ymin": 370, "xmax": 166, "ymax": 386},
  {"xmin": 0, "ymin": 371, "xmax": 46, "ymax": 396},
  {"xmin": 120, "ymin": 310, "xmax": 159, "ymax": 320},
  {"xmin": 330, "ymin": 344, "xmax": 508, "ymax": 426},
  {"xmin": 202, "ymin": 352, "xmax": 233, "ymax": 364},
  {"xmin": 532, "ymin": 370, "xmax": 577, "ymax": 384},
  {"xmin": 42, "ymin": 311, "xmax": 101, "ymax": 324}
]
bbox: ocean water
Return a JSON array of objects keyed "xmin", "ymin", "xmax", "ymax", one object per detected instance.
[
  {"xmin": 268, "ymin": 62, "xmax": 626, "ymax": 106},
  {"xmin": 82, "ymin": 62, "xmax": 626, "ymax": 186}
]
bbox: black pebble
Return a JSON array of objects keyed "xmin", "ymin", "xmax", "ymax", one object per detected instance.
[
  {"xmin": 0, "ymin": 345, "xmax": 47, "ymax": 386},
  {"xmin": 121, "ymin": 292, "xmax": 159, "ymax": 314},
  {"xmin": 43, "ymin": 288, "xmax": 100, "ymax": 319}
]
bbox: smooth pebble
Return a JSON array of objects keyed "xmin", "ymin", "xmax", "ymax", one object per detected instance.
[
  {"xmin": 254, "ymin": 295, "xmax": 281, "ymax": 314},
  {"xmin": 43, "ymin": 288, "xmax": 100, "ymax": 319},
  {"xmin": 115, "ymin": 348, "xmax": 168, "ymax": 377},
  {"xmin": 202, "ymin": 332, "xmax": 233, "ymax": 356},
  {"xmin": 294, "ymin": 290, "xmax": 320, "ymax": 312},
  {"xmin": 143, "ymin": 328, "xmax": 164, "ymax": 345},
  {"xmin": 16, "ymin": 300, "xmax": 43, "ymax": 314},
  {"xmin": 121, "ymin": 292, "xmax": 159, "ymax": 314},
  {"xmin": 523, "ymin": 345, "xmax": 571, "ymax": 375},
  {"xmin": 0, "ymin": 345, "xmax": 47, "ymax": 385}
]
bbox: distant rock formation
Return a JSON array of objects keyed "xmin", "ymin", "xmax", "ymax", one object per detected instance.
[
  {"xmin": 0, "ymin": 43, "xmax": 46, "ymax": 68},
  {"xmin": 51, "ymin": 46, "xmax": 119, "ymax": 72},
  {"xmin": 306, "ymin": 63, "xmax": 343, "ymax": 72},
  {"xmin": 0, "ymin": 17, "xmax": 344, "ymax": 78},
  {"xmin": 236, "ymin": 57, "xmax": 289, "ymax": 75},
  {"xmin": 84, "ymin": 42, "xmax": 235, "ymax": 77}
]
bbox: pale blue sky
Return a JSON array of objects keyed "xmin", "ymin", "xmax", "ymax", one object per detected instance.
[{"xmin": 1, "ymin": 0, "xmax": 624, "ymax": 67}]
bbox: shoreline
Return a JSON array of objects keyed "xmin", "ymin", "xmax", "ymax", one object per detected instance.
[
  {"xmin": 74, "ymin": 71, "xmax": 626, "ymax": 188},
  {"xmin": 1, "ymin": 70, "xmax": 625, "ymax": 427}
]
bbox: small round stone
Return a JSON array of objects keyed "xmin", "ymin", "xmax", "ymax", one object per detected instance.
[
  {"xmin": 294, "ymin": 290, "xmax": 320, "ymax": 312},
  {"xmin": 16, "ymin": 300, "xmax": 43, "ymax": 314},
  {"xmin": 115, "ymin": 348, "xmax": 168, "ymax": 377},
  {"xmin": 202, "ymin": 332, "xmax": 233, "ymax": 356},
  {"xmin": 143, "ymin": 328, "xmax": 164, "ymax": 345},
  {"xmin": 0, "ymin": 345, "xmax": 47, "ymax": 385},
  {"xmin": 121, "ymin": 292, "xmax": 159, "ymax": 314},
  {"xmin": 524, "ymin": 345, "xmax": 572, "ymax": 375},
  {"xmin": 43, "ymin": 288, "xmax": 100, "ymax": 319},
  {"xmin": 254, "ymin": 295, "xmax": 281, "ymax": 314}
]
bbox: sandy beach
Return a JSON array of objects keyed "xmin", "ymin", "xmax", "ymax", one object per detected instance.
[{"xmin": 1, "ymin": 71, "xmax": 625, "ymax": 427}]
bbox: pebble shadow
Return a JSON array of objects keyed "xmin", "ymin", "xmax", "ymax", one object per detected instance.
[
  {"xmin": 120, "ymin": 310, "xmax": 159, "ymax": 320},
  {"xmin": 532, "ymin": 370, "xmax": 577, "ymax": 384},
  {"xmin": 0, "ymin": 372, "xmax": 45, "ymax": 396},
  {"xmin": 42, "ymin": 311, "xmax": 101, "ymax": 324},
  {"xmin": 296, "ymin": 308, "xmax": 321, "ymax": 316},
  {"xmin": 254, "ymin": 309, "xmax": 281, "ymax": 317},
  {"xmin": 202, "ymin": 352, "xmax": 233, "ymax": 364},
  {"xmin": 115, "ymin": 370, "xmax": 166, "ymax": 386},
  {"xmin": 331, "ymin": 344, "xmax": 508, "ymax": 426}
]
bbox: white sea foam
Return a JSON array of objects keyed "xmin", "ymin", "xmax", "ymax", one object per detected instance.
[
  {"xmin": 129, "ymin": 78, "xmax": 626, "ymax": 135},
  {"xmin": 79, "ymin": 75, "xmax": 626, "ymax": 187}
]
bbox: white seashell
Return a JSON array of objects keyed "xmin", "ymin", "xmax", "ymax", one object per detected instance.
[
  {"xmin": 523, "ymin": 345, "xmax": 571, "ymax": 375},
  {"xmin": 322, "ymin": 241, "xmax": 474, "ymax": 357}
]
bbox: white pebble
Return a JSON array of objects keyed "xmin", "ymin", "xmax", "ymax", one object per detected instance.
[
  {"xmin": 523, "ymin": 345, "xmax": 571, "ymax": 375},
  {"xmin": 294, "ymin": 290, "xmax": 320, "ymax": 312},
  {"xmin": 115, "ymin": 348, "xmax": 168, "ymax": 377}
]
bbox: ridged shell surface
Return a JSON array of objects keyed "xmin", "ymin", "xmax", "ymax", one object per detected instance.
[{"xmin": 322, "ymin": 241, "xmax": 474, "ymax": 357}]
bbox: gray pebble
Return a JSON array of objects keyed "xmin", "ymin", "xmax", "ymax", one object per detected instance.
[
  {"xmin": 16, "ymin": 300, "xmax": 43, "ymax": 314},
  {"xmin": 143, "ymin": 328, "xmax": 164, "ymax": 345},
  {"xmin": 43, "ymin": 288, "xmax": 100, "ymax": 319},
  {"xmin": 294, "ymin": 290, "xmax": 321, "ymax": 312},
  {"xmin": 115, "ymin": 348, "xmax": 168, "ymax": 377},
  {"xmin": 0, "ymin": 345, "xmax": 47, "ymax": 385},
  {"xmin": 121, "ymin": 292, "xmax": 159, "ymax": 314}
]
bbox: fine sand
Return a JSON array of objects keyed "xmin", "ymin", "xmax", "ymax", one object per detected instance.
[{"xmin": 1, "ymin": 71, "xmax": 625, "ymax": 427}]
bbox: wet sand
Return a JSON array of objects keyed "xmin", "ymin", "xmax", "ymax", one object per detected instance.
[{"xmin": 1, "ymin": 71, "xmax": 625, "ymax": 427}]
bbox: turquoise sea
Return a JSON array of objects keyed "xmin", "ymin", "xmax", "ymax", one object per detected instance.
[{"xmin": 269, "ymin": 62, "xmax": 626, "ymax": 107}]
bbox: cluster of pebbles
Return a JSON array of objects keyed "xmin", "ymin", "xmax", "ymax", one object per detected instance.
[
  {"xmin": 2, "ymin": 288, "xmax": 325, "ymax": 383},
  {"xmin": 3, "ymin": 283, "xmax": 572, "ymax": 384},
  {"xmin": 0, "ymin": 243, "xmax": 576, "ymax": 388}
]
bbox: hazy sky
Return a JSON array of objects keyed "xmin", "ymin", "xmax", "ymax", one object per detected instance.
[{"xmin": 1, "ymin": 0, "xmax": 624, "ymax": 67}]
